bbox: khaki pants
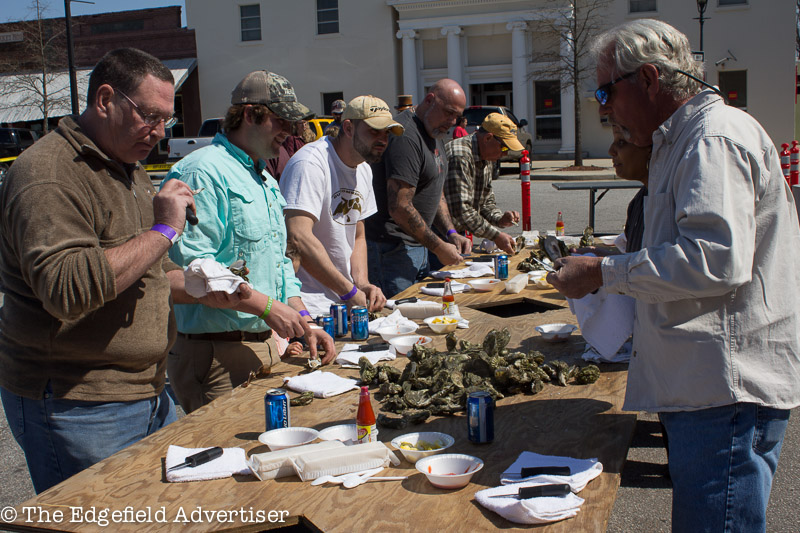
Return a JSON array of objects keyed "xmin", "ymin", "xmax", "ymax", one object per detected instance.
[{"xmin": 167, "ymin": 334, "xmax": 279, "ymax": 413}]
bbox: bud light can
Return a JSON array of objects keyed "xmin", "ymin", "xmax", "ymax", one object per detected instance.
[
  {"xmin": 318, "ymin": 315, "xmax": 335, "ymax": 339},
  {"xmin": 265, "ymin": 388, "xmax": 290, "ymax": 431},
  {"xmin": 351, "ymin": 306, "xmax": 369, "ymax": 341},
  {"xmin": 494, "ymin": 254, "xmax": 509, "ymax": 280},
  {"xmin": 330, "ymin": 303, "xmax": 348, "ymax": 338},
  {"xmin": 467, "ymin": 391, "xmax": 494, "ymax": 443}
]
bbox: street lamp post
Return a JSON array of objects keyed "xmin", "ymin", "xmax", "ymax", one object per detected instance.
[
  {"xmin": 64, "ymin": 0, "xmax": 94, "ymax": 115},
  {"xmin": 696, "ymin": 0, "xmax": 709, "ymax": 53}
]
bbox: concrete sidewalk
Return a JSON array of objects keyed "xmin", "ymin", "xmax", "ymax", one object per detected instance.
[{"xmin": 501, "ymin": 158, "xmax": 618, "ymax": 181}]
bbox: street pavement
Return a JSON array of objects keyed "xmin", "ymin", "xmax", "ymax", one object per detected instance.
[{"xmin": 0, "ymin": 164, "xmax": 798, "ymax": 531}]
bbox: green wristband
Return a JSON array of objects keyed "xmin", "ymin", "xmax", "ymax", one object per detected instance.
[{"xmin": 259, "ymin": 296, "xmax": 273, "ymax": 321}]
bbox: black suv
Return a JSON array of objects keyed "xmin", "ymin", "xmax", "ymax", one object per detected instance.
[
  {"xmin": 461, "ymin": 106, "xmax": 533, "ymax": 161},
  {"xmin": 0, "ymin": 128, "xmax": 39, "ymax": 158}
]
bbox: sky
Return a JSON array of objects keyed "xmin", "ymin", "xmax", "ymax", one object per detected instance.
[{"xmin": 4, "ymin": 0, "xmax": 188, "ymax": 27}]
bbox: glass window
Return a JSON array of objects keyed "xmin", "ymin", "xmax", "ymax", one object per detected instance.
[
  {"xmin": 718, "ymin": 70, "xmax": 747, "ymax": 110},
  {"xmin": 317, "ymin": 0, "xmax": 339, "ymax": 35},
  {"xmin": 534, "ymin": 81, "xmax": 561, "ymax": 140},
  {"xmin": 629, "ymin": 0, "xmax": 657, "ymax": 13},
  {"xmin": 240, "ymin": 4, "xmax": 261, "ymax": 42}
]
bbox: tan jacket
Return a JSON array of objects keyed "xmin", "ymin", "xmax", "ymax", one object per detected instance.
[{"xmin": 0, "ymin": 116, "xmax": 178, "ymax": 401}]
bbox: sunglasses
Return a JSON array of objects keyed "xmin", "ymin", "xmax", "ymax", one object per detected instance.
[
  {"xmin": 594, "ymin": 71, "xmax": 637, "ymax": 106},
  {"xmin": 116, "ymin": 88, "xmax": 178, "ymax": 129}
]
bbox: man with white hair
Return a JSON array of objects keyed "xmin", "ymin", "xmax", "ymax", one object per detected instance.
[{"xmin": 547, "ymin": 19, "xmax": 800, "ymax": 531}]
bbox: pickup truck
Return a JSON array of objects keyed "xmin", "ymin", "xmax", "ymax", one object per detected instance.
[{"xmin": 167, "ymin": 118, "xmax": 223, "ymax": 159}]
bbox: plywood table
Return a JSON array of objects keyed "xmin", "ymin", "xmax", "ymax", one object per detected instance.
[{"xmin": 4, "ymin": 301, "xmax": 636, "ymax": 533}]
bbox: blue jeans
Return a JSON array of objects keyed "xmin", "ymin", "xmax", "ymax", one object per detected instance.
[
  {"xmin": 659, "ymin": 403, "xmax": 789, "ymax": 533},
  {"xmin": 366, "ymin": 239, "xmax": 429, "ymax": 298},
  {"xmin": 1, "ymin": 384, "xmax": 176, "ymax": 493}
]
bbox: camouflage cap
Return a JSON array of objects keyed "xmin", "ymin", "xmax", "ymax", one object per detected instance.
[
  {"xmin": 481, "ymin": 113, "xmax": 524, "ymax": 152},
  {"xmin": 343, "ymin": 95, "xmax": 404, "ymax": 136},
  {"xmin": 331, "ymin": 99, "xmax": 346, "ymax": 114},
  {"xmin": 231, "ymin": 70, "xmax": 313, "ymax": 121}
]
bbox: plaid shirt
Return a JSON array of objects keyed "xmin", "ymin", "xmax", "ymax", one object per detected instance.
[{"xmin": 444, "ymin": 133, "xmax": 503, "ymax": 239}]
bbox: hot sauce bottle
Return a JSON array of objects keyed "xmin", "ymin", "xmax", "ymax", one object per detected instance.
[
  {"xmin": 442, "ymin": 278, "xmax": 455, "ymax": 316},
  {"xmin": 356, "ymin": 386, "xmax": 377, "ymax": 443},
  {"xmin": 556, "ymin": 211, "xmax": 565, "ymax": 236}
]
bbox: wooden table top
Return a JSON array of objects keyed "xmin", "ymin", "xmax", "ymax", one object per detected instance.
[{"xmin": 6, "ymin": 251, "xmax": 637, "ymax": 533}]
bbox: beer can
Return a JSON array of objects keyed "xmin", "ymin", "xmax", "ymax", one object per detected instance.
[
  {"xmin": 319, "ymin": 315, "xmax": 335, "ymax": 339},
  {"xmin": 494, "ymin": 254, "xmax": 509, "ymax": 280},
  {"xmin": 467, "ymin": 391, "xmax": 494, "ymax": 443},
  {"xmin": 265, "ymin": 388, "xmax": 290, "ymax": 431},
  {"xmin": 351, "ymin": 306, "xmax": 369, "ymax": 341},
  {"xmin": 330, "ymin": 303, "xmax": 348, "ymax": 338}
]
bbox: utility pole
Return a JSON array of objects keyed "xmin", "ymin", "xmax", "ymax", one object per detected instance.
[{"xmin": 64, "ymin": 0, "xmax": 93, "ymax": 114}]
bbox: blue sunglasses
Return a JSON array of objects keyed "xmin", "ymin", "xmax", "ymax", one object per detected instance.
[{"xmin": 594, "ymin": 71, "xmax": 637, "ymax": 106}]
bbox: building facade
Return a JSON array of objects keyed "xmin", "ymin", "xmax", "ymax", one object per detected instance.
[{"xmin": 186, "ymin": 0, "xmax": 796, "ymax": 157}]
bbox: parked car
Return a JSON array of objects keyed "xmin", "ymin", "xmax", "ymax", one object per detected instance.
[
  {"xmin": 167, "ymin": 118, "xmax": 223, "ymax": 159},
  {"xmin": 461, "ymin": 106, "xmax": 532, "ymax": 161},
  {"xmin": 308, "ymin": 117, "xmax": 333, "ymax": 140},
  {"xmin": 0, "ymin": 128, "xmax": 39, "ymax": 159}
]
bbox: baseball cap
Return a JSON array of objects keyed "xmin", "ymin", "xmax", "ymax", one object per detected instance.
[
  {"xmin": 230, "ymin": 70, "xmax": 313, "ymax": 121},
  {"xmin": 331, "ymin": 99, "xmax": 346, "ymax": 114},
  {"xmin": 481, "ymin": 113, "xmax": 524, "ymax": 151},
  {"xmin": 342, "ymin": 95, "xmax": 404, "ymax": 136}
]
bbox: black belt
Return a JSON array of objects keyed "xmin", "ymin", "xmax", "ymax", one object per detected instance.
[{"xmin": 179, "ymin": 331, "xmax": 271, "ymax": 342}]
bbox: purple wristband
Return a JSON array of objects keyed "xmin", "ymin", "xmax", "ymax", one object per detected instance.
[
  {"xmin": 339, "ymin": 284, "xmax": 358, "ymax": 301},
  {"xmin": 299, "ymin": 310, "xmax": 311, "ymax": 319},
  {"xmin": 151, "ymin": 224, "xmax": 178, "ymax": 245},
  {"xmin": 446, "ymin": 229, "xmax": 458, "ymax": 236}
]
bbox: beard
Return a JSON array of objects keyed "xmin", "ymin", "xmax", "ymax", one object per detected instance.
[{"xmin": 353, "ymin": 130, "xmax": 384, "ymax": 163}]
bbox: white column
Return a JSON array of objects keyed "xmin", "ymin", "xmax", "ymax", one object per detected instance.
[
  {"xmin": 559, "ymin": 30, "xmax": 576, "ymax": 154},
  {"xmin": 506, "ymin": 21, "xmax": 529, "ymax": 123},
  {"xmin": 441, "ymin": 25, "xmax": 463, "ymax": 86},
  {"xmin": 397, "ymin": 29, "xmax": 419, "ymax": 105}
]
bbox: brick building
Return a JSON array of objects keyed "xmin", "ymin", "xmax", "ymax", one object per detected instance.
[{"xmin": 0, "ymin": 6, "xmax": 201, "ymax": 140}]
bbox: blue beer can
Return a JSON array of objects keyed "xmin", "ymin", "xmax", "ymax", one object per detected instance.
[
  {"xmin": 330, "ymin": 303, "xmax": 349, "ymax": 338},
  {"xmin": 265, "ymin": 388, "xmax": 290, "ymax": 431},
  {"xmin": 494, "ymin": 254, "xmax": 509, "ymax": 280},
  {"xmin": 467, "ymin": 391, "xmax": 494, "ymax": 443},
  {"xmin": 351, "ymin": 306, "xmax": 369, "ymax": 341},
  {"xmin": 319, "ymin": 315, "xmax": 335, "ymax": 339}
]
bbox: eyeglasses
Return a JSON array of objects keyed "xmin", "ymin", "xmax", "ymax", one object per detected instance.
[
  {"xmin": 115, "ymin": 88, "xmax": 177, "ymax": 129},
  {"xmin": 594, "ymin": 71, "xmax": 637, "ymax": 106}
]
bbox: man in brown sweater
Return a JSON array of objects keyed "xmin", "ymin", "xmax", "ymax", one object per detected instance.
[{"xmin": 0, "ymin": 48, "xmax": 243, "ymax": 493}]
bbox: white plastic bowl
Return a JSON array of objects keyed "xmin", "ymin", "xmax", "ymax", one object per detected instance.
[
  {"xmin": 318, "ymin": 424, "xmax": 358, "ymax": 444},
  {"xmin": 467, "ymin": 278, "xmax": 502, "ymax": 292},
  {"xmin": 598, "ymin": 235, "xmax": 619, "ymax": 246},
  {"xmin": 376, "ymin": 323, "xmax": 418, "ymax": 342},
  {"xmin": 390, "ymin": 432, "xmax": 454, "ymax": 464},
  {"xmin": 416, "ymin": 454, "xmax": 484, "ymax": 489},
  {"xmin": 389, "ymin": 335, "xmax": 433, "ymax": 355},
  {"xmin": 258, "ymin": 427, "xmax": 319, "ymax": 451},
  {"xmin": 423, "ymin": 315, "xmax": 459, "ymax": 334},
  {"xmin": 535, "ymin": 323, "xmax": 577, "ymax": 342}
]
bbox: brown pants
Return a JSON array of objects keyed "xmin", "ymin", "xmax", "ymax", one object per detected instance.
[{"xmin": 167, "ymin": 334, "xmax": 279, "ymax": 413}]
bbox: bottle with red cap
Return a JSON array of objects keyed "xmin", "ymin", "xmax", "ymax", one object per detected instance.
[
  {"xmin": 442, "ymin": 278, "xmax": 456, "ymax": 316},
  {"xmin": 556, "ymin": 211, "xmax": 565, "ymax": 236},
  {"xmin": 356, "ymin": 386, "xmax": 377, "ymax": 443}
]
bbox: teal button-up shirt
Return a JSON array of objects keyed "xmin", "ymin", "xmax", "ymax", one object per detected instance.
[{"xmin": 162, "ymin": 133, "xmax": 301, "ymax": 333}]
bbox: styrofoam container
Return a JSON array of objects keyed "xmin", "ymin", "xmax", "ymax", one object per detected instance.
[
  {"xmin": 423, "ymin": 315, "xmax": 459, "ymax": 334},
  {"xmin": 376, "ymin": 323, "xmax": 418, "ymax": 342},
  {"xmin": 416, "ymin": 454, "xmax": 484, "ymax": 489},
  {"xmin": 503, "ymin": 273, "xmax": 529, "ymax": 294},
  {"xmin": 318, "ymin": 424, "xmax": 358, "ymax": 445},
  {"xmin": 389, "ymin": 335, "xmax": 433, "ymax": 355},
  {"xmin": 390, "ymin": 432, "xmax": 454, "ymax": 464},
  {"xmin": 258, "ymin": 427, "xmax": 319, "ymax": 451},
  {"xmin": 535, "ymin": 323, "xmax": 577, "ymax": 342},
  {"xmin": 467, "ymin": 278, "xmax": 501, "ymax": 292}
]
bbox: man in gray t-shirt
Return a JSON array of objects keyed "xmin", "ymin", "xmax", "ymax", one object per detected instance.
[{"xmin": 364, "ymin": 79, "xmax": 470, "ymax": 297}]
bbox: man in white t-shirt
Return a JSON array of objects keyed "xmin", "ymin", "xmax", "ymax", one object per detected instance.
[{"xmin": 281, "ymin": 95, "xmax": 404, "ymax": 316}]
